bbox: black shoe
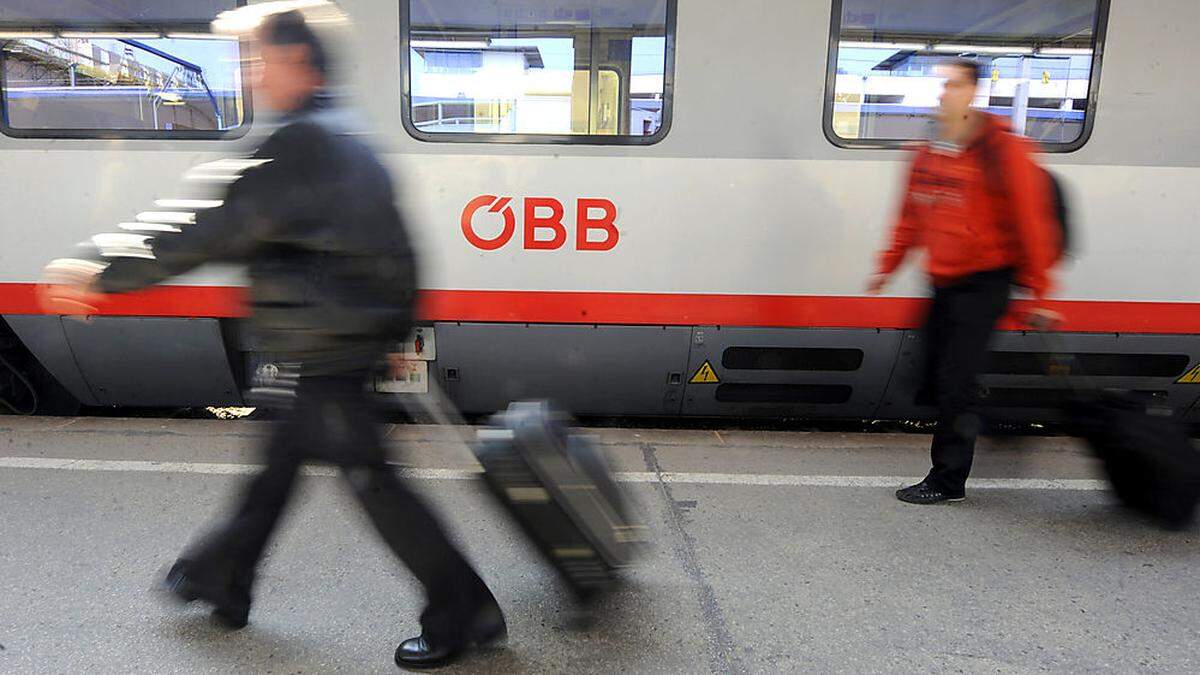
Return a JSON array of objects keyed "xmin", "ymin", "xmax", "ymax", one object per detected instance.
[
  {"xmin": 394, "ymin": 598, "xmax": 507, "ymax": 669},
  {"xmin": 895, "ymin": 480, "xmax": 965, "ymax": 505},
  {"xmin": 210, "ymin": 604, "xmax": 251, "ymax": 630},
  {"xmin": 162, "ymin": 560, "xmax": 251, "ymax": 629}
]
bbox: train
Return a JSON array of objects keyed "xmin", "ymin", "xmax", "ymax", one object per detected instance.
[{"xmin": 2, "ymin": 0, "xmax": 1200, "ymax": 424}]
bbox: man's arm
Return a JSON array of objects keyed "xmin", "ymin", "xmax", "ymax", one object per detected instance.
[{"xmin": 95, "ymin": 123, "xmax": 322, "ymax": 293}]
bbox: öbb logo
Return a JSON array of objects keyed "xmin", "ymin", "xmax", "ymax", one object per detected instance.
[{"xmin": 460, "ymin": 195, "xmax": 619, "ymax": 252}]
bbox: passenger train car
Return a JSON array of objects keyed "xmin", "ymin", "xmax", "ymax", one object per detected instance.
[{"xmin": 1, "ymin": 0, "xmax": 1199, "ymax": 423}]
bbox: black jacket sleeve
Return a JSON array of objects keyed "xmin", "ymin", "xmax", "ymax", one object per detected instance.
[{"xmin": 97, "ymin": 123, "xmax": 323, "ymax": 293}]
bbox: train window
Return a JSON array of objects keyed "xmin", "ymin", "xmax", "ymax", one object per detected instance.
[
  {"xmin": 402, "ymin": 0, "xmax": 676, "ymax": 144},
  {"xmin": 824, "ymin": 0, "xmax": 1110, "ymax": 151},
  {"xmin": 0, "ymin": 1, "xmax": 247, "ymax": 139}
]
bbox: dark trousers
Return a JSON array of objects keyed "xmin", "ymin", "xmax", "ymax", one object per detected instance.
[
  {"xmin": 922, "ymin": 268, "xmax": 1013, "ymax": 493},
  {"xmin": 185, "ymin": 372, "xmax": 490, "ymax": 642}
]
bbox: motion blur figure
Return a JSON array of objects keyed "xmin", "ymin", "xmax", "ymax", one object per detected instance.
[
  {"xmin": 40, "ymin": 8, "xmax": 504, "ymax": 669},
  {"xmin": 868, "ymin": 59, "xmax": 1063, "ymax": 506}
]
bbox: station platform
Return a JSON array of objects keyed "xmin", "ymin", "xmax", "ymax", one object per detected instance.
[{"xmin": 0, "ymin": 417, "xmax": 1196, "ymax": 673}]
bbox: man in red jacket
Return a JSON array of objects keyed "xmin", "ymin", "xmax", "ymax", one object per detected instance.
[{"xmin": 868, "ymin": 58, "xmax": 1062, "ymax": 504}]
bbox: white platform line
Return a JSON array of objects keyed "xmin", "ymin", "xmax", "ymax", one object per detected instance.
[
  {"xmin": 0, "ymin": 456, "xmax": 1108, "ymax": 491},
  {"xmin": 631, "ymin": 472, "xmax": 1108, "ymax": 491}
]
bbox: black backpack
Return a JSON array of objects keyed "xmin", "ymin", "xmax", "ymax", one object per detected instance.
[
  {"xmin": 1044, "ymin": 169, "xmax": 1072, "ymax": 258},
  {"xmin": 981, "ymin": 130, "xmax": 1073, "ymax": 260}
]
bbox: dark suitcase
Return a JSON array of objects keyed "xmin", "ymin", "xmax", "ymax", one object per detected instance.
[
  {"xmin": 474, "ymin": 401, "xmax": 648, "ymax": 598},
  {"xmin": 1066, "ymin": 391, "xmax": 1200, "ymax": 529}
]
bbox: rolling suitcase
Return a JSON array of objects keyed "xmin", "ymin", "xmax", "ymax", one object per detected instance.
[
  {"xmin": 400, "ymin": 384, "xmax": 648, "ymax": 599},
  {"xmin": 1065, "ymin": 390, "xmax": 1200, "ymax": 529},
  {"xmin": 1037, "ymin": 343, "xmax": 1200, "ymax": 529},
  {"xmin": 474, "ymin": 401, "xmax": 648, "ymax": 598}
]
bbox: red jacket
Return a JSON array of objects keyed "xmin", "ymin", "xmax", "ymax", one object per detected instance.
[{"xmin": 875, "ymin": 114, "xmax": 1059, "ymax": 306}]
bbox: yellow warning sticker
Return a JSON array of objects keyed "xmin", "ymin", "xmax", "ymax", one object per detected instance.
[
  {"xmin": 1177, "ymin": 364, "xmax": 1200, "ymax": 383},
  {"xmin": 690, "ymin": 361, "xmax": 720, "ymax": 384}
]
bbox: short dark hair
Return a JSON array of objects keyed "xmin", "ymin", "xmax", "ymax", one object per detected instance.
[
  {"xmin": 258, "ymin": 10, "xmax": 328, "ymax": 78},
  {"xmin": 946, "ymin": 57, "xmax": 985, "ymax": 83}
]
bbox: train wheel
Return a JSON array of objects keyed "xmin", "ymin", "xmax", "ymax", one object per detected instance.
[
  {"xmin": 26, "ymin": 358, "xmax": 83, "ymax": 416},
  {"xmin": 0, "ymin": 339, "xmax": 81, "ymax": 416}
]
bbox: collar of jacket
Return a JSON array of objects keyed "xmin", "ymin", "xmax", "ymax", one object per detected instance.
[{"xmin": 282, "ymin": 90, "xmax": 335, "ymax": 122}]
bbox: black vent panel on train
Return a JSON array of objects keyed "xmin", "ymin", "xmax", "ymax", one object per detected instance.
[
  {"xmin": 722, "ymin": 347, "xmax": 864, "ymax": 372},
  {"xmin": 977, "ymin": 388, "xmax": 1170, "ymax": 408},
  {"xmin": 984, "ymin": 352, "xmax": 1190, "ymax": 378}
]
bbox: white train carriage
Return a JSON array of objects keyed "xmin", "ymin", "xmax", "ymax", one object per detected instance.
[{"xmin": 1, "ymin": 0, "xmax": 1199, "ymax": 422}]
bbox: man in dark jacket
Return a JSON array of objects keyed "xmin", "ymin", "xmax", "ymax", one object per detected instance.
[{"xmin": 40, "ymin": 11, "xmax": 504, "ymax": 669}]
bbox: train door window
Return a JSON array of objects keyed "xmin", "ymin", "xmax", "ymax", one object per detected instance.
[
  {"xmin": 0, "ymin": 1, "xmax": 248, "ymax": 138},
  {"xmin": 824, "ymin": 0, "xmax": 1110, "ymax": 151},
  {"xmin": 403, "ymin": 0, "xmax": 676, "ymax": 144}
]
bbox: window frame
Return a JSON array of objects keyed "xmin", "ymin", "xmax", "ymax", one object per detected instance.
[
  {"xmin": 399, "ymin": 0, "xmax": 677, "ymax": 145},
  {"xmin": 821, "ymin": 0, "xmax": 1112, "ymax": 153},
  {"xmin": 0, "ymin": 1, "xmax": 252, "ymax": 140}
]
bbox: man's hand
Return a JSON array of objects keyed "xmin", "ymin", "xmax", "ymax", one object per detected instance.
[
  {"xmin": 38, "ymin": 259, "xmax": 105, "ymax": 319},
  {"xmin": 866, "ymin": 273, "xmax": 888, "ymax": 295},
  {"xmin": 385, "ymin": 352, "xmax": 409, "ymax": 380},
  {"xmin": 1024, "ymin": 307, "xmax": 1063, "ymax": 331}
]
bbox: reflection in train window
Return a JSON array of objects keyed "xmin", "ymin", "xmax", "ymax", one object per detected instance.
[
  {"xmin": 0, "ymin": 34, "xmax": 245, "ymax": 135},
  {"xmin": 825, "ymin": 0, "xmax": 1109, "ymax": 149},
  {"xmin": 403, "ymin": 0, "xmax": 675, "ymax": 143}
]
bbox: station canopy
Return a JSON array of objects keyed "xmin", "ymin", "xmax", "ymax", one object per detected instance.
[
  {"xmin": 0, "ymin": 1, "xmax": 238, "ymax": 32},
  {"xmin": 409, "ymin": 0, "xmax": 669, "ymax": 34},
  {"xmin": 838, "ymin": 0, "xmax": 1099, "ymax": 48}
]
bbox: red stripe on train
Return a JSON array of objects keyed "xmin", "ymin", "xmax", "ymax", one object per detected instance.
[
  {"xmin": 0, "ymin": 283, "xmax": 246, "ymax": 318},
  {"xmin": 2, "ymin": 283, "xmax": 1199, "ymax": 334}
]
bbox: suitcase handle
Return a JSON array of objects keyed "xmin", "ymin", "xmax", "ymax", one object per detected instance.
[
  {"xmin": 387, "ymin": 378, "xmax": 482, "ymax": 464},
  {"xmin": 1026, "ymin": 330, "xmax": 1154, "ymax": 412},
  {"xmin": 1028, "ymin": 328, "xmax": 1092, "ymax": 396}
]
